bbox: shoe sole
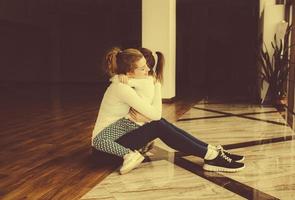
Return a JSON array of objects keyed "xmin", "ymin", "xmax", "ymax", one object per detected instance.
[
  {"xmin": 235, "ymin": 157, "xmax": 245, "ymax": 162},
  {"xmin": 119, "ymin": 156, "xmax": 145, "ymax": 175},
  {"xmin": 203, "ymin": 164, "xmax": 245, "ymax": 172}
]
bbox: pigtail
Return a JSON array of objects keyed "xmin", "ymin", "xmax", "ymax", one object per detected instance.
[
  {"xmin": 155, "ymin": 51, "xmax": 164, "ymax": 83},
  {"xmin": 103, "ymin": 47, "xmax": 121, "ymax": 77},
  {"xmin": 138, "ymin": 48, "xmax": 155, "ymax": 76},
  {"xmin": 138, "ymin": 48, "xmax": 165, "ymax": 83}
]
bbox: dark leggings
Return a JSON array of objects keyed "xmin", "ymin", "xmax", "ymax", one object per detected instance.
[{"xmin": 115, "ymin": 118, "xmax": 208, "ymax": 158}]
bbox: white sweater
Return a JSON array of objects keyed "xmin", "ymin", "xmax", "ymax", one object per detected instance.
[
  {"xmin": 111, "ymin": 76, "xmax": 156, "ymax": 126},
  {"xmin": 127, "ymin": 76, "xmax": 155, "ymax": 103},
  {"xmin": 92, "ymin": 77, "xmax": 162, "ymax": 143}
]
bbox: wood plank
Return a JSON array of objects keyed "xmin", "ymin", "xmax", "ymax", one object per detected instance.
[{"xmin": 0, "ymin": 84, "xmax": 196, "ymax": 200}]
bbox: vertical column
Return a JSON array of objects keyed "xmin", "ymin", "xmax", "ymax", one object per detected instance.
[
  {"xmin": 287, "ymin": 3, "xmax": 295, "ymax": 129},
  {"xmin": 142, "ymin": 0, "xmax": 176, "ymax": 100}
]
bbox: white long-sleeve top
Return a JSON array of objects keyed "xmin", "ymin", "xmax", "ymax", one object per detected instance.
[
  {"xmin": 112, "ymin": 75, "xmax": 156, "ymax": 126},
  {"xmin": 92, "ymin": 77, "xmax": 162, "ymax": 144},
  {"xmin": 126, "ymin": 76, "xmax": 155, "ymax": 103}
]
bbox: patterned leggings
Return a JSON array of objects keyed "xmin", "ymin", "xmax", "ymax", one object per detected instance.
[{"xmin": 93, "ymin": 118, "xmax": 140, "ymax": 157}]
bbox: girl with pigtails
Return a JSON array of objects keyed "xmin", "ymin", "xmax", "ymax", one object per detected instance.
[
  {"xmin": 92, "ymin": 47, "xmax": 245, "ymax": 175},
  {"xmin": 115, "ymin": 48, "xmax": 164, "ymax": 153}
]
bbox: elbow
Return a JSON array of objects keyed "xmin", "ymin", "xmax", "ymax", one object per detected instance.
[
  {"xmin": 148, "ymin": 112, "xmax": 161, "ymax": 121},
  {"xmin": 153, "ymin": 112, "xmax": 162, "ymax": 121},
  {"xmin": 154, "ymin": 116, "xmax": 161, "ymax": 121},
  {"xmin": 156, "ymin": 113, "xmax": 162, "ymax": 120}
]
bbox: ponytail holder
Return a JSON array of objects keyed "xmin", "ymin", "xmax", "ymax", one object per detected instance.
[{"xmin": 117, "ymin": 51, "xmax": 122, "ymax": 56}]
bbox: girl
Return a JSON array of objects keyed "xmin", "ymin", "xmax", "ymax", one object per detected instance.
[
  {"xmin": 112, "ymin": 48, "xmax": 164, "ymax": 153},
  {"xmin": 111, "ymin": 48, "xmax": 164, "ymax": 124},
  {"xmin": 92, "ymin": 47, "xmax": 245, "ymax": 174}
]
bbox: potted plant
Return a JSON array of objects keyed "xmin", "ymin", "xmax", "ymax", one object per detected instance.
[{"xmin": 258, "ymin": 24, "xmax": 293, "ymax": 106}]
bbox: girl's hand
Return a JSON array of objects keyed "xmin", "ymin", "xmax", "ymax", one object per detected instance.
[
  {"xmin": 118, "ymin": 74, "xmax": 129, "ymax": 84},
  {"xmin": 129, "ymin": 108, "xmax": 151, "ymax": 123},
  {"xmin": 153, "ymin": 76, "xmax": 157, "ymax": 84}
]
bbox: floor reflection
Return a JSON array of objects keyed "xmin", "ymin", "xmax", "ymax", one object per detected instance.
[{"xmin": 81, "ymin": 104, "xmax": 295, "ymax": 200}]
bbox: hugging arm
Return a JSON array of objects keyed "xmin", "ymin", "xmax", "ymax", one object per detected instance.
[
  {"xmin": 151, "ymin": 82, "xmax": 162, "ymax": 114},
  {"xmin": 117, "ymin": 83, "xmax": 162, "ymax": 121}
]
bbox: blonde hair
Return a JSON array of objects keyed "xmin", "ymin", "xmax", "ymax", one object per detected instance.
[{"xmin": 103, "ymin": 47, "xmax": 143, "ymax": 77}]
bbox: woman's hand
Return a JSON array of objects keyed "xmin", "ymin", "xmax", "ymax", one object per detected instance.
[
  {"xmin": 129, "ymin": 108, "xmax": 151, "ymax": 123},
  {"xmin": 118, "ymin": 74, "xmax": 129, "ymax": 84}
]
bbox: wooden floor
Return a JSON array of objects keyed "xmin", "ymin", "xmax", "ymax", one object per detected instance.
[
  {"xmin": 0, "ymin": 84, "xmax": 197, "ymax": 200},
  {"xmin": 1, "ymin": 84, "xmax": 294, "ymax": 200}
]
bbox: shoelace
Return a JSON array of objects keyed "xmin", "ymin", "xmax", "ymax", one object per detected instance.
[
  {"xmin": 217, "ymin": 145, "xmax": 231, "ymax": 155},
  {"xmin": 220, "ymin": 151, "xmax": 232, "ymax": 163}
]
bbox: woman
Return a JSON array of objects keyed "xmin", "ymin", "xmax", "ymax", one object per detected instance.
[{"xmin": 92, "ymin": 47, "xmax": 245, "ymax": 174}]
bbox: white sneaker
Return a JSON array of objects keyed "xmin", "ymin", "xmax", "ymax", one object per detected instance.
[{"xmin": 119, "ymin": 150, "xmax": 145, "ymax": 175}]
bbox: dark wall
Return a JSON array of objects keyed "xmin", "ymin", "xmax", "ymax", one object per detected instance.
[
  {"xmin": 0, "ymin": 20, "xmax": 51, "ymax": 82},
  {"xmin": 0, "ymin": 0, "xmax": 141, "ymax": 83},
  {"xmin": 177, "ymin": 0, "xmax": 259, "ymax": 101}
]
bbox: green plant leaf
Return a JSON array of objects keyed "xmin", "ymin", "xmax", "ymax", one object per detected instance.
[
  {"xmin": 259, "ymin": 49, "xmax": 271, "ymax": 81},
  {"xmin": 258, "ymin": 23, "xmax": 293, "ymax": 99}
]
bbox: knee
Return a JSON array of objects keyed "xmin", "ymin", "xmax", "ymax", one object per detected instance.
[
  {"xmin": 158, "ymin": 118, "xmax": 166, "ymax": 122},
  {"xmin": 158, "ymin": 118, "xmax": 169, "ymax": 124},
  {"xmin": 150, "ymin": 119, "xmax": 162, "ymax": 126},
  {"xmin": 158, "ymin": 118, "xmax": 169, "ymax": 126}
]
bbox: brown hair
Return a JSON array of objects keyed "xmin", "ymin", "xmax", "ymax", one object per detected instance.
[
  {"xmin": 103, "ymin": 47, "xmax": 143, "ymax": 77},
  {"xmin": 139, "ymin": 48, "xmax": 165, "ymax": 83}
]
